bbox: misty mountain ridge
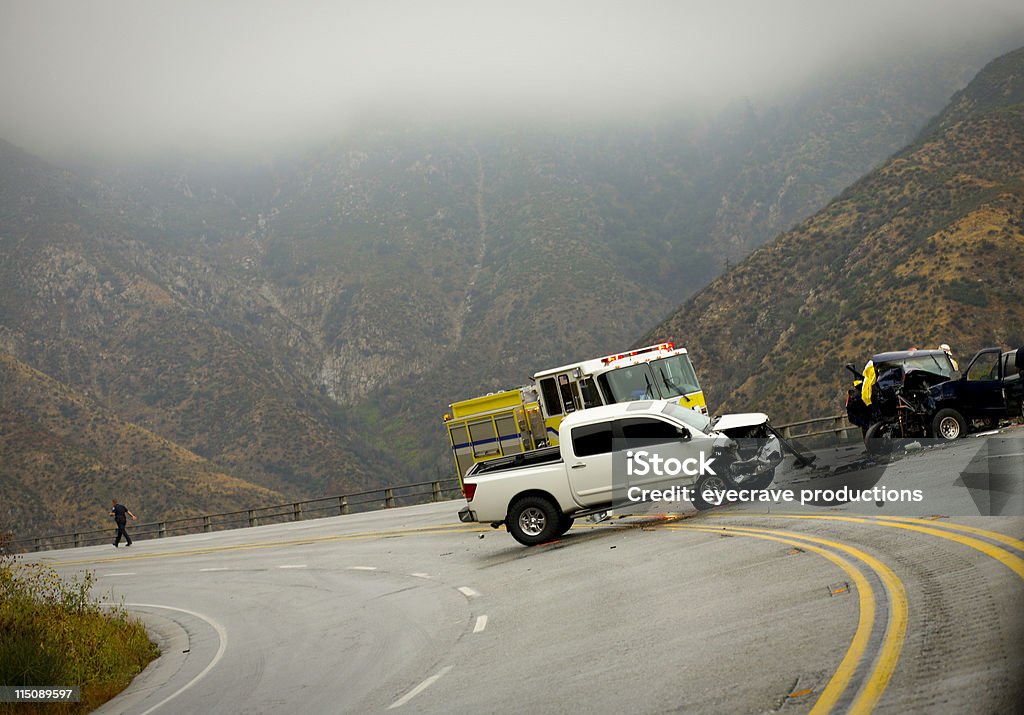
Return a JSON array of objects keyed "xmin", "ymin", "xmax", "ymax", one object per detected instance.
[
  {"xmin": 646, "ymin": 46, "xmax": 1024, "ymax": 422},
  {"xmin": 0, "ymin": 41, "xmax": 1018, "ymax": 536}
]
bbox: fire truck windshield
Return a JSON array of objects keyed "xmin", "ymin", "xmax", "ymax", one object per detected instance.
[
  {"xmin": 649, "ymin": 354, "xmax": 700, "ymax": 398},
  {"xmin": 598, "ymin": 354, "xmax": 701, "ymax": 403}
]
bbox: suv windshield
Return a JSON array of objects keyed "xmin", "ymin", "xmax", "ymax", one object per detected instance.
[
  {"xmin": 876, "ymin": 354, "xmax": 956, "ymax": 379},
  {"xmin": 661, "ymin": 402, "xmax": 712, "ymax": 434}
]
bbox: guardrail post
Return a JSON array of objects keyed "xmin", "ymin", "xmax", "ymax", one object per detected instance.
[
  {"xmin": 293, "ymin": 503, "xmax": 302, "ymax": 521},
  {"xmin": 248, "ymin": 510, "xmax": 257, "ymax": 528},
  {"xmin": 73, "ymin": 533, "xmax": 81, "ymax": 548},
  {"xmin": 782, "ymin": 425, "xmax": 793, "ymax": 439},
  {"xmin": 385, "ymin": 488, "xmax": 395, "ymax": 508},
  {"xmin": 203, "ymin": 516, "xmax": 212, "ymax": 533},
  {"xmin": 339, "ymin": 496, "xmax": 348, "ymax": 515},
  {"xmin": 33, "ymin": 538, "xmax": 41, "ymax": 552},
  {"xmin": 432, "ymin": 481, "xmax": 442, "ymax": 502},
  {"xmin": 159, "ymin": 522, "xmax": 166, "ymax": 538}
]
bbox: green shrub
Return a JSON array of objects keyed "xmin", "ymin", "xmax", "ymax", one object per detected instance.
[{"xmin": 0, "ymin": 536, "xmax": 158, "ymax": 714}]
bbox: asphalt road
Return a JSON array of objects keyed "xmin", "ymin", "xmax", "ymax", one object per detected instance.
[{"xmin": 34, "ymin": 430, "xmax": 1024, "ymax": 714}]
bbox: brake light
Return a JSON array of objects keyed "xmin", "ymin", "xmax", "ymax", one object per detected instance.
[{"xmin": 463, "ymin": 483, "xmax": 477, "ymax": 501}]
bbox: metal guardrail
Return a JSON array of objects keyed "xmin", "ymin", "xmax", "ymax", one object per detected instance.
[
  {"xmin": 5, "ymin": 414, "xmax": 859, "ymax": 554},
  {"xmin": 7, "ymin": 478, "xmax": 463, "ymax": 554},
  {"xmin": 777, "ymin": 413, "xmax": 859, "ymax": 442}
]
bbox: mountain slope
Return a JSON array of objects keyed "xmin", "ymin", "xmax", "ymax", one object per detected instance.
[
  {"xmin": 0, "ymin": 139, "xmax": 397, "ymax": 502},
  {"xmin": 645, "ymin": 47, "xmax": 1024, "ymax": 422},
  {"xmin": 0, "ymin": 350, "xmax": 287, "ymax": 537}
]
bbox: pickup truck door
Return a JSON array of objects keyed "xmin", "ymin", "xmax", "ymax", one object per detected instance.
[
  {"xmin": 961, "ymin": 348, "xmax": 1008, "ymax": 418},
  {"xmin": 566, "ymin": 421, "xmax": 615, "ymax": 507},
  {"xmin": 616, "ymin": 416, "xmax": 713, "ymax": 496}
]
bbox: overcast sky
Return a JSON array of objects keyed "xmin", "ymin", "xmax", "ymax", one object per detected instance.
[{"xmin": 1, "ymin": 0, "xmax": 1022, "ymax": 160}]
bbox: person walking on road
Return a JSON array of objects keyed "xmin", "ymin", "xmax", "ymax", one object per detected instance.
[{"xmin": 111, "ymin": 499, "xmax": 137, "ymax": 547}]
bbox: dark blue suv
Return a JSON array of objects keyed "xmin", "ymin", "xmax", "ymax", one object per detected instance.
[
  {"xmin": 929, "ymin": 348, "xmax": 1022, "ymax": 439},
  {"xmin": 846, "ymin": 347, "xmax": 1023, "ymax": 449}
]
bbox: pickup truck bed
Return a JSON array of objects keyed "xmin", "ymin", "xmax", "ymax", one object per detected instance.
[{"xmin": 471, "ymin": 446, "xmax": 562, "ymax": 475}]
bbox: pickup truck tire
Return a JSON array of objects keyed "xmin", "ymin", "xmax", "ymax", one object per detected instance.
[
  {"xmin": 692, "ymin": 473, "xmax": 730, "ymax": 511},
  {"xmin": 557, "ymin": 514, "xmax": 575, "ymax": 536},
  {"xmin": 932, "ymin": 408, "xmax": 966, "ymax": 441},
  {"xmin": 507, "ymin": 496, "xmax": 561, "ymax": 546}
]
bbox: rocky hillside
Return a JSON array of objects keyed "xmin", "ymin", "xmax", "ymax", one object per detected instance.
[
  {"xmin": 123, "ymin": 45, "xmax": 995, "ymax": 475},
  {"xmin": 645, "ymin": 47, "xmax": 1024, "ymax": 422},
  {"xmin": 0, "ymin": 139, "xmax": 398, "ymax": 506},
  {"xmin": 0, "ymin": 351, "xmax": 287, "ymax": 538}
]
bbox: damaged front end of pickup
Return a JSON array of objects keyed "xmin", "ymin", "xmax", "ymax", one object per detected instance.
[{"xmin": 710, "ymin": 413, "xmax": 810, "ymax": 489}]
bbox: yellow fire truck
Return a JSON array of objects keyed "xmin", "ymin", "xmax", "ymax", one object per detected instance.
[{"xmin": 444, "ymin": 342, "xmax": 706, "ymax": 481}]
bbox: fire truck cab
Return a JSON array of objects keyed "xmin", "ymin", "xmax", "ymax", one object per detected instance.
[{"xmin": 532, "ymin": 342, "xmax": 707, "ymax": 444}]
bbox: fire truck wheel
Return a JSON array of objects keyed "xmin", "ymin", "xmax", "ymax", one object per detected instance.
[{"xmin": 507, "ymin": 495, "xmax": 561, "ymax": 546}]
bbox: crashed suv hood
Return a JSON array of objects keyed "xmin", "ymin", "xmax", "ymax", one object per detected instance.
[{"xmin": 712, "ymin": 413, "xmax": 770, "ymax": 432}]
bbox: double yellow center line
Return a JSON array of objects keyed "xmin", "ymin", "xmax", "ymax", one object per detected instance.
[
  {"xmin": 667, "ymin": 522, "xmax": 906, "ymax": 714},
  {"xmin": 678, "ymin": 513, "xmax": 1024, "ymax": 714}
]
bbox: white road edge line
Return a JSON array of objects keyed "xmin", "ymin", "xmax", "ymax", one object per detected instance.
[
  {"xmin": 457, "ymin": 586, "xmax": 479, "ymax": 598},
  {"xmin": 278, "ymin": 564, "xmax": 307, "ymax": 569},
  {"xmin": 347, "ymin": 566, "xmax": 377, "ymax": 571},
  {"xmin": 125, "ymin": 603, "xmax": 228, "ymax": 715},
  {"xmin": 473, "ymin": 615, "xmax": 488, "ymax": 633},
  {"xmin": 388, "ymin": 665, "xmax": 453, "ymax": 709},
  {"xmin": 199, "ymin": 567, "xmax": 230, "ymax": 572},
  {"xmin": 411, "ymin": 572, "xmax": 430, "ymax": 579},
  {"xmin": 105, "ymin": 572, "xmax": 137, "ymax": 576}
]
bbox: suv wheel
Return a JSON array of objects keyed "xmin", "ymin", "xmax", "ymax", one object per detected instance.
[
  {"xmin": 864, "ymin": 421, "xmax": 895, "ymax": 454},
  {"xmin": 932, "ymin": 408, "xmax": 966, "ymax": 441}
]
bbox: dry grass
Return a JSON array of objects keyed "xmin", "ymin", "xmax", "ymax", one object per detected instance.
[{"xmin": 0, "ymin": 536, "xmax": 158, "ymax": 714}]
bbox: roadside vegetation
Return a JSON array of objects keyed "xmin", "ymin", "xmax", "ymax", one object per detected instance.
[{"xmin": 0, "ymin": 536, "xmax": 158, "ymax": 714}]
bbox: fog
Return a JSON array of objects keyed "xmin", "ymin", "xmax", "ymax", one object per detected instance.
[{"xmin": 1, "ymin": 0, "xmax": 1022, "ymax": 160}]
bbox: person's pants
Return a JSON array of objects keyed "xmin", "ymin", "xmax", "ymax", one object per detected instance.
[{"xmin": 114, "ymin": 521, "xmax": 132, "ymax": 546}]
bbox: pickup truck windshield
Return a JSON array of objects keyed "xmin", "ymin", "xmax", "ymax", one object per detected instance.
[
  {"xmin": 599, "ymin": 354, "xmax": 701, "ymax": 403},
  {"xmin": 660, "ymin": 402, "xmax": 712, "ymax": 434}
]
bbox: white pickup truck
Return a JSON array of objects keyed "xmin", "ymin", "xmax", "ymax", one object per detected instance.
[{"xmin": 458, "ymin": 400, "xmax": 783, "ymax": 545}]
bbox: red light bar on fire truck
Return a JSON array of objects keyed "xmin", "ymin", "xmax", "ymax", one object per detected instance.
[{"xmin": 599, "ymin": 341, "xmax": 676, "ymax": 365}]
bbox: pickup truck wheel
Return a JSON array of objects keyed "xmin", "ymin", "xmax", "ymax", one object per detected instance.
[
  {"xmin": 932, "ymin": 409, "xmax": 966, "ymax": 441},
  {"xmin": 692, "ymin": 474, "xmax": 730, "ymax": 511},
  {"xmin": 507, "ymin": 496, "xmax": 561, "ymax": 546}
]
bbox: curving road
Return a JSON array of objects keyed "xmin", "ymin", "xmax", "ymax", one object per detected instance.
[{"xmin": 35, "ymin": 431, "xmax": 1024, "ymax": 714}]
